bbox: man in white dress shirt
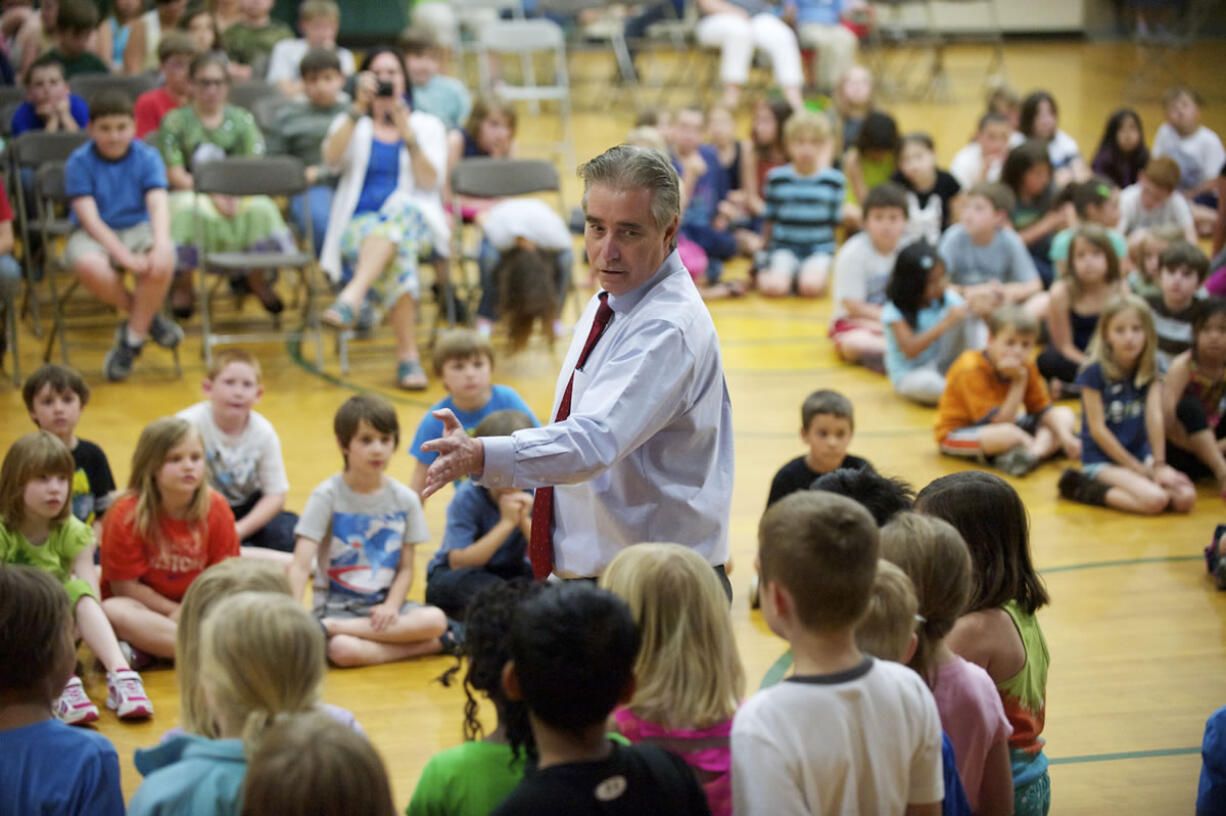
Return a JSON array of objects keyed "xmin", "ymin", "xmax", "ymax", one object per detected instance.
[{"xmin": 422, "ymin": 145, "xmax": 735, "ymax": 590}]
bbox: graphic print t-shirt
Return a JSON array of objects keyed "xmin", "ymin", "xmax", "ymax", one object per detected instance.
[
  {"xmin": 294, "ymin": 474, "xmax": 430, "ymax": 610},
  {"xmin": 71, "ymin": 439, "xmax": 116, "ymax": 525}
]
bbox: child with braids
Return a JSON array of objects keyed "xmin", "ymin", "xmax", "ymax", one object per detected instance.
[
  {"xmin": 880, "ymin": 512, "xmax": 1014, "ymax": 816},
  {"xmin": 407, "ymin": 580, "xmax": 542, "ymax": 816}
]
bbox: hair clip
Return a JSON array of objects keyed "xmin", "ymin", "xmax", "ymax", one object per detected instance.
[
  {"xmin": 1095, "ymin": 184, "xmax": 1111, "ymax": 198},
  {"xmin": 914, "ymin": 613, "xmax": 927, "ymax": 624},
  {"xmin": 919, "ymin": 255, "xmax": 934, "ymax": 269}
]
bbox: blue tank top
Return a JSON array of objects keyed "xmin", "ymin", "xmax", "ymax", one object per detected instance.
[
  {"xmin": 354, "ymin": 139, "xmax": 401, "ymax": 215},
  {"xmin": 110, "ymin": 18, "xmax": 131, "ymax": 70},
  {"xmin": 1070, "ymin": 309, "xmax": 1099, "ymax": 352}
]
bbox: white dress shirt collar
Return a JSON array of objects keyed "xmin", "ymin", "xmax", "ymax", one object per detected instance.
[{"xmin": 606, "ymin": 250, "xmax": 686, "ymax": 315}]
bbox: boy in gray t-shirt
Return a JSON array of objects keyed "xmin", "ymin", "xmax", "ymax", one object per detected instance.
[
  {"xmin": 289, "ymin": 394, "xmax": 460, "ymax": 667},
  {"xmin": 938, "ymin": 182, "xmax": 1046, "ymax": 338}
]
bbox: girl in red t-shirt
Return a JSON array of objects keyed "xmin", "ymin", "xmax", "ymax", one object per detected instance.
[{"xmin": 101, "ymin": 416, "xmax": 239, "ymax": 662}]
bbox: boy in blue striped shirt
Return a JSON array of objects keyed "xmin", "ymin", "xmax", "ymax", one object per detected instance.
[{"xmin": 760, "ymin": 110, "xmax": 845, "ymax": 298}]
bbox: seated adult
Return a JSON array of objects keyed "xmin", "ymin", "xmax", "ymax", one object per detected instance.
[
  {"xmin": 319, "ymin": 46, "xmax": 449, "ymax": 391},
  {"xmin": 695, "ymin": 0, "xmax": 804, "ymax": 111}
]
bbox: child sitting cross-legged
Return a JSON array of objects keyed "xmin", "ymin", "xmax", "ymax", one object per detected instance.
[
  {"xmin": 290, "ymin": 394, "xmax": 457, "ymax": 668},
  {"xmin": 66, "ymin": 90, "xmax": 181, "ymax": 383},
  {"xmin": 1162, "ymin": 298, "xmax": 1226, "ymax": 499},
  {"xmin": 100, "ymin": 417, "xmax": 241, "ymax": 663},
  {"xmin": 177, "ymin": 349, "xmax": 299, "ymax": 556},
  {"xmin": 1058, "ymin": 295, "xmax": 1196, "ymax": 514},
  {"xmin": 734, "ymin": 492, "xmax": 944, "ymax": 814},
  {"xmin": 0, "ymin": 433, "xmax": 153, "ymax": 725},
  {"xmin": 425, "ymin": 410, "xmax": 535, "ymax": 620},
  {"xmin": 767, "ymin": 389, "xmax": 872, "ymax": 508},
  {"xmin": 829, "ymin": 182, "xmax": 909, "ymax": 371},
  {"xmin": 0, "ymin": 565, "xmax": 125, "ymax": 816},
  {"xmin": 880, "ymin": 513, "xmax": 1015, "ymax": 816},
  {"xmin": 241, "ymin": 712, "xmax": 395, "ymax": 816},
  {"xmin": 407, "ymin": 580, "xmax": 542, "ymax": 816},
  {"xmin": 600, "ymin": 543, "xmax": 745, "ymax": 816},
  {"xmin": 23, "ymin": 364, "xmax": 117, "ymax": 537},
  {"xmin": 852, "ymin": 558, "xmax": 974, "ymax": 816},
  {"xmin": 1119, "ymin": 156, "xmax": 1198, "ymax": 244},
  {"xmin": 1153, "ymin": 86, "xmax": 1224, "ymax": 236},
  {"xmin": 127, "ymin": 592, "xmax": 324, "ymax": 816},
  {"xmin": 491, "ymin": 582, "xmax": 712, "ymax": 815},
  {"xmin": 759, "ymin": 110, "xmax": 844, "ymax": 298},
  {"xmin": 408, "ymin": 330, "xmax": 538, "ymax": 502},
  {"xmin": 1148, "ymin": 241, "xmax": 1210, "ymax": 369},
  {"xmin": 935, "ymin": 305, "xmax": 1080, "ymax": 476}
]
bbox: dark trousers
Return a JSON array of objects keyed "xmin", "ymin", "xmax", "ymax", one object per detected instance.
[
  {"xmin": 1170, "ymin": 395, "xmax": 1226, "ymax": 479},
  {"xmin": 426, "ymin": 561, "xmax": 535, "ymax": 620},
  {"xmin": 232, "ymin": 492, "xmax": 299, "ymax": 553},
  {"xmin": 568, "ymin": 563, "xmax": 733, "ymax": 604},
  {"xmin": 1036, "ymin": 345, "xmax": 1081, "ymax": 386}
]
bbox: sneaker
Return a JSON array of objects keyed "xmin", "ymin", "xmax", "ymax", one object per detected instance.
[
  {"xmin": 55, "ymin": 675, "xmax": 99, "ymax": 725},
  {"xmin": 439, "ymin": 617, "xmax": 466, "ymax": 657},
  {"xmin": 118, "ymin": 640, "xmax": 155, "ymax": 671},
  {"xmin": 749, "ymin": 573, "xmax": 761, "ymax": 610},
  {"xmin": 103, "ymin": 329, "xmax": 142, "ymax": 382},
  {"xmin": 148, "ymin": 313, "xmax": 184, "ymax": 349},
  {"xmin": 1057, "ymin": 468, "xmax": 1110, "ymax": 507},
  {"xmin": 992, "ymin": 446, "xmax": 1039, "ymax": 477},
  {"xmin": 107, "ymin": 668, "xmax": 154, "ymax": 720}
]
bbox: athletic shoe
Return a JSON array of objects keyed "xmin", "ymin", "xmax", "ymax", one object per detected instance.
[
  {"xmin": 55, "ymin": 675, "xmax": 99, "ymax": 725},
  {"xmin": 148, "ymin": 313, "xmax": 184, "ymax": 349},
  {"xmin": 103, "ymin": 329, "xmax": 142, "ymax": 382},
  {"xmin": 439, "ymin": 617, "xmax": 466, "ymax": 656},
  {"xmin": 992, "ymin": 446, "xmax": 1039, "ymax": 477},
  {"xmin": 107, "ymin": 668, "xmax": 154, "ymax": 719},
  {"xmin": 118, "ymin": 640, "xmax": 155, "ymax": 671}
]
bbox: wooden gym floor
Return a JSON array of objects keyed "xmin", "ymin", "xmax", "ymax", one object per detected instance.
[{"xmin": 2, "ymin": 39, "xmax": 1226, "ymax": 814}]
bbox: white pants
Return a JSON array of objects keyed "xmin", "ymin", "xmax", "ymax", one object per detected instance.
[
  {"xmin": 696, "ymin": 12, "xmax": 804, "ymax": 88},
  {"xmin": 797, "ymin": 23, "xmax": 858, "ymax": 89}
]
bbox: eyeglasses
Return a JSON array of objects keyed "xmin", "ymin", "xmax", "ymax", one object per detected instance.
[{"xmin": 193, "ymin": 78, "xmax": 226, "ymax": 88}]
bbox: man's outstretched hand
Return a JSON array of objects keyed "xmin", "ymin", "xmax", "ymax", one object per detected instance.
[{"xmin": 420, "ymin": 409, "xmax": 486, "ymax": 498}]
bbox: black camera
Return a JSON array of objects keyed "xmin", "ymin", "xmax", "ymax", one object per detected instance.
[{"xmin": 375, "ymin": 80, "xmax": 395, "ymax": 98}]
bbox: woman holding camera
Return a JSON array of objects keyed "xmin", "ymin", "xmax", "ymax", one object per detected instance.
[{"xmin": 320, "ymin": 45, "xmax": 449, "ymax": 390}]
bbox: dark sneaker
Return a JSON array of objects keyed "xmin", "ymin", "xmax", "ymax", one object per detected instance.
[
  {"xmin": 1057, "ymin": 468, "xmax": 1110, "ymax": 506},
  {"xmin": 992, "ymin": 446, "xmax": 1039, "ymax": 477},
  {"xmin": 439, "ymin": 617, "xmax": 466, "ymax": 657},
  {"xmin": 1215, "ymin": 560, "xmax": 1226, "ymax": 591},
  {"xmin": 148, "ymin": 313, "xmax": 184, "ymax": 349},
  {"xmin": 103, "ymin": 332, "xmax": 142, "ymax": 381}
]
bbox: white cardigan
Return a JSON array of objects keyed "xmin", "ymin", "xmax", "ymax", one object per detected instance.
[{"xmin": 320, "ymin": 110, "xmax": 450, "ymax": 282}]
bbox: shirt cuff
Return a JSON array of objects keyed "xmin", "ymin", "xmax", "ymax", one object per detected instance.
[{"xmin": 478, "ymin": 436, "xmax": 516, "ymax": 488}]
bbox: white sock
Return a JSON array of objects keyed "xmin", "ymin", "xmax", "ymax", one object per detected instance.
[{"xmin": 125, "ymin": 327, "xmax": 146, "ymax": 347}]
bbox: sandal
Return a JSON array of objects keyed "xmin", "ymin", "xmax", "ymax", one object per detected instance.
[
  {"xmin": 321, "ymin": 300, "xmax": 355, "ymax": 328},
  {"xmin": 397, "ymin": 359, "xmax": 428, "ymax": 391}
]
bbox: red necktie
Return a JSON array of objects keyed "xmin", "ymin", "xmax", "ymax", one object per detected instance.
[{"xmin": 528, "ymin": 293, "xmax": 615, "ymax": 579}]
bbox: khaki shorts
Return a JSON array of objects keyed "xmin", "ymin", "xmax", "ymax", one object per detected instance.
[{"xmin": 65, "ymin": 221, "xmax": 154, "ymax": 269}]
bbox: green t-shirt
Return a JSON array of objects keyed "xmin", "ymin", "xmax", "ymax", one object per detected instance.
[
  {"xmin": 266, "ymin": 99, "xmax": 349, "ymax": 168},
  {"xmin": 157, "ymin": 104, "xmax": 264, "ymax": 171},
  {"xmin": 47, "ymin": 49, "xmax": 109, "ymax": 79},
  {"xmin": 223, "ymin": 20, "xmax": 294, "ymax": 66},
  {"xmin": 406, "ymin": 741, "xmax": 525, "ymax": 816},
  {"xmin": 0, "ymin": 516, "xmax": 95, "ymax": 604},
  {"xmin": 1048, "ymin": 226, "xmax": 1127, "ymax": 264}
]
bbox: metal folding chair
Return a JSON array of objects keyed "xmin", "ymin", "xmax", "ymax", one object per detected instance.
[
  {"xmin": 475, "ymin": 19, "xmax": 575, "ymax": 172},
  {"xmin": 191, "ymin": 156, "xmax": 324, "ymax": 367},
  {"xmin": 9, "ymin": 132, "xmax": 91, "ymax": 340},
  {"xmin": 35, "ymin": 161, "xmax": 181, "ymax": 375},
  {"xmin": 68, "ymin": 73, "xmax": 157, "ymax": 104},
  {"xmin": 229, "ymin": 80, "xmax": 282, "ymax": 115}
]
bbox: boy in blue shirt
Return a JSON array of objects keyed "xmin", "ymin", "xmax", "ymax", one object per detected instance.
[
  {"xmin": 408, "ymin": 330, "xmax": 538, "ymax": 502},
  {"xmin": 64, "ymin": 90, "xmax": 180, "ymax": 382},
  {"xmin": 0, "ymin": 566, "xmax": 124, "ymax": 816},
  {"xmin": 11, "ymin": 54, "xmax": 88, "ymax": 137},
  {"xmin": 759, "ymin": 109, "xmax": 845, "ymax": 299},
  {"xmin": 425, "ymin": 410, "xmax": 535, "ymax": 619}
]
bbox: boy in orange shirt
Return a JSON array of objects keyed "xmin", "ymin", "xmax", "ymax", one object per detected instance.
[{"xmin": 935, "ymin": 305, "xmax": 1080, "ymax": 475}]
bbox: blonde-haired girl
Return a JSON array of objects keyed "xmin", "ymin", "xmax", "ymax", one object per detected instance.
[
  {"xmin": 600, "ymin": 543, "xmax": 744, "ymax": 816},
  {"xmin": 128, "ymin": 591, "xmax": 325, "ymax": 816},
  {"xmin": 881, "ymin": 512, "xmax": 1014, "ymax": 816},
  {"xmin": 100, "ymin": 417, "xmax": 240, "ymax": 662},
  {"xmin": 171, "ymin": 558, "xmax": 362, "ymax": 740},
  {"xmin": 1058, "ymin": 294, "xmax": 1197, "ymax": 513},
  {"xmin": 0, "ymin": 431, "xmax": 152, "ymax": 724}
]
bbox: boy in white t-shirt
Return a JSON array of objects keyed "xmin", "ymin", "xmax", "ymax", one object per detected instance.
[
  {"xmin": 732, "ymin": 491, "xmax": 944, "ymax": 815},
  {"xmin": 829, "ymin": 182, "xmax": 908, "ymax": 371},
  {"xmin": 1119, "ymin": 156, "xmax": 1198, "ymax": 244},
  {"xmin": 289, "ymin": 394, "xmax": 458, "ymax": 667},
  {"xmin": 176, "ymin": 348, "xmax": 297, "ymax": 553},
  {"xmin": 1152, "ymin": 85, "xmax": 1224, "ymax": 236},
  {"xmin": 950, "ymin": 112, "xmax": 1013, "ymax": 191},
  {"xmin": 265, "ymin": 1, "xmax": 355, "ymax": 98}
]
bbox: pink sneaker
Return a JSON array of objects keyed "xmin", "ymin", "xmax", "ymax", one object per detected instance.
[
  {"xmin": 55, "ymin": 676, "xmax": 99, "ymax": 726},
  {"xmin": 107, "ymin": 668, "xmax": 154, "ymax": 720}
]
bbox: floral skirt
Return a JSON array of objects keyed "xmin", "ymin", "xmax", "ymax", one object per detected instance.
[{"xmin": 339, "ymin": 201, "xmax": 432, "ymax": 307}]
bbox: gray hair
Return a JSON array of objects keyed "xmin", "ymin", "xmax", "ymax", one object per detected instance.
[{"xmin": 579, "ymin": 144, "xmax": 680, "ymax": 232}]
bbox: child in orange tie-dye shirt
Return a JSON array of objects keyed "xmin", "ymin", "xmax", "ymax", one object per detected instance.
[{"xmin": 917, "ymin": 471, "xmax": 1052, "ymax": 816}]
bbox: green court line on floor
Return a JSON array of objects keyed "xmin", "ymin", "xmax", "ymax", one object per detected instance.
[
  {"xmin": 1047, "ymin": 747, "xmax": 1200, "ymax": 765},
  {"xmin": 1042, "ymin": 555, "xmax": 1202, "ymax": 574},
  {"xmin": 285, "ymin": 339, "xmax": 434, "ymax": 409}
]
